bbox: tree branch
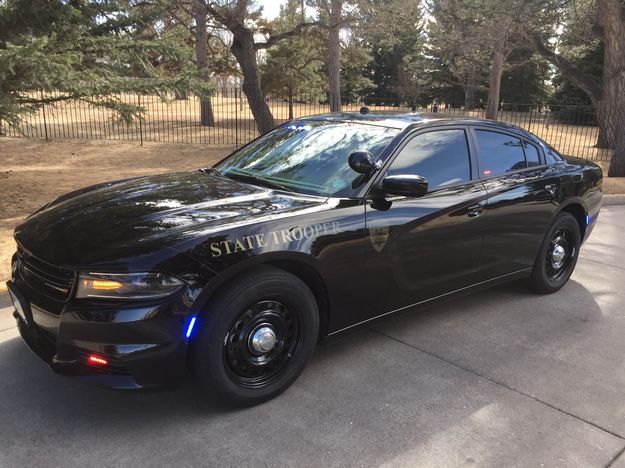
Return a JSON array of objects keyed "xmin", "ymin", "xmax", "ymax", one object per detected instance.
[
  {"xmin": 443, "ymin": 74, "xmax": 490, "ymax": 92},
  {"xmin": 527, "ymin": 32, "xmax": 602, "ymax": 103},
  {"xmin": 255, "ymin": 22, "xmax": 320, "ymax": 50},
  {"xmin": 502, "ymin": 59, "xmax": 535, "ymax": 72},
  {"xmin": 205, "ymin": 2, "xmax": 232, "ymax": 28}
]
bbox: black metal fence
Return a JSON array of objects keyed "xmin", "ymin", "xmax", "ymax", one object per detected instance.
[{"xmin": 0, "ymin": 90, "xmax": 614, "ymax": 162}]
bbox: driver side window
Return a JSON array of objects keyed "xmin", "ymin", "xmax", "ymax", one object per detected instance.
[{"xmin": 387, "ymin": 129, "xmax": 471, "ymax": 191}]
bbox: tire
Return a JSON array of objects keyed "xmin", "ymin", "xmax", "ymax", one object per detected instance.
[
  {"xmin": 529, "ymin": 212, "xmax": 581, "ymax": 294},
  {"xmin": 190, "ymin": 265, "xmax": 319, "ymax": 406}
]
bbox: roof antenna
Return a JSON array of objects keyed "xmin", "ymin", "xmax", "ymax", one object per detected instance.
[{"xmin": 359, "ymin": 106, "xmax": 369, "ymax": 115}]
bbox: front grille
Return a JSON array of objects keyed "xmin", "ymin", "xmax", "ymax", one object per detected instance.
[{"xmin": 16, "ymin": 247, "xmax": 76, "ymax": 302}]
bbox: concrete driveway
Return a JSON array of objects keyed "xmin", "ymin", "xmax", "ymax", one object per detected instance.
[{"xmin": 1, "ymin": 203, "xmax": 625, "ymax": 467}]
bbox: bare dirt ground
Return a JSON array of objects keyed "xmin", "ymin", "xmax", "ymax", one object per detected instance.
[{"xmin": 0, "ymin": 137, "xmax": 233, "ymax": 286}]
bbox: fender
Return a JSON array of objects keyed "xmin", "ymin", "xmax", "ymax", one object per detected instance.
[{"xmin": 190, "ymin": 251, "xmax": 330, "ymax": 335}]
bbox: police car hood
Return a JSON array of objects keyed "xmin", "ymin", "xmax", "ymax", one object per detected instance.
[{"xmin": 14, "ymin": 170, "xmax": 328, "ymax": 265}]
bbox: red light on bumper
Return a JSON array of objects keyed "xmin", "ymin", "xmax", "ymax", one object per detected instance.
[{"xmin": 87, "ymin": 354, "xmax": 108, "ymax": 366}]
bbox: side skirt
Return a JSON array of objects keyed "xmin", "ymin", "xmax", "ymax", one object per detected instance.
[{"xmin": 326, "ymin": 268, "xmax": 532, "ymax": 338}]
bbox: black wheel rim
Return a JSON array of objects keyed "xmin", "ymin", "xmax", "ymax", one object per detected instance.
[
  {"xmin": 545, "ymin": 227, "xmax": 576, "ymax": 282},
  {"xmin": 223, "ymin": 300, "xmax": 300, "ymax": 389}
]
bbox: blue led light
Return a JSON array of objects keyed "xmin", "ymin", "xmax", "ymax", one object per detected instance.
[
  {"xmin": 185, "ymin": 316, "xmax": 197, "ymax": 338},
  {"xmin": 284, "ymin": 123, "xmax": 305, "ymax": 131},
  {"xmin": 586, "ymin": 214, "xmax": 591, "ymax": 225}
]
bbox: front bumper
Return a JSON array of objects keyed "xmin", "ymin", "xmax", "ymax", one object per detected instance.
[{"xmin": 7, "ymin": 279, "xmax": 194, "ymax": 390}]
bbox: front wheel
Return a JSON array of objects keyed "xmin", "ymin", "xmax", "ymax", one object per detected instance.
[
  {"xmin": 190, "ymin": 266, "xmax": 319, "ymax": 406},
  {"xmin": 529, "ymin": 212, "xmax": 581, "ymax": 294}
]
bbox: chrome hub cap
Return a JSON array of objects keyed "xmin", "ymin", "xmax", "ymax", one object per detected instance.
[
  {"xmin": 224, "ymin": 300, "xmax": 300, "ymax": 389},
  {"xmin": 551, "ymin": 244, "xmax": 566, "ymax": 269},
  {"xmin": 545, "ymin": 227, "xmax": 576, "ymax": 283},
  {"xmin": 250, "ymin": 325, "xmax": 277, "ymax": 354}
]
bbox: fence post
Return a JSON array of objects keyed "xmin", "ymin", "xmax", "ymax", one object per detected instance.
[
  {"xmin": 137, "ymin": 93, "xmax": 143, "ymax": 147},
  {"xmin": 527, "ymin": 106, "xmax": 533, "ymax": 133},
  {"xmin": 40, "ymin": 90, "xmax": 49, "ymax": 141},
  {"xmin": 235, "ymin": 87, "xmax": 239, "ymax": 148}
]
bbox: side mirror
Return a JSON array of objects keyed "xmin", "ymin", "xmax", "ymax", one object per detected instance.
[
  {"xmin": 382, "ymin": 174, "xmax": 428, "ymax": 197},
  {"xmin": 348, "ymin": 150, "xmax": 380, "ymax": 174}
]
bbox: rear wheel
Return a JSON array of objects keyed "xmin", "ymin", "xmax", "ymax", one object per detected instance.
[
  {"xmin": 529, "ymin": 212, "xmax": 581, "ymax": 294},
  {"xmin": 190, "ymin": 266, "xmax": 319, "ymax": 406}
]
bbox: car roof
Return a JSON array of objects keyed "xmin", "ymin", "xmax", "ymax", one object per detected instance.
[{"xmin": 300, "ymin": 111, "xmax": 533, "ymax": 138}]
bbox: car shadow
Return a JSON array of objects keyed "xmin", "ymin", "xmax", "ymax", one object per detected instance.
[
  {"xmin": 0, "ymin": 336, "xmax": 236, "ymax": 414},
  {"xmin": 367, "ymin": 277, "xmax": 606, "ymax": 351},
  {"xmin": 362, "ymin": 276, "xmax": 625, "ymax": 431}
]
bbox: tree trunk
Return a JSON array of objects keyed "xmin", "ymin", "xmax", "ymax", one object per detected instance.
[
  {"xmin": 528, "ymin": 0, "xmax": 624, "ymax": 174},
  {"xmin": 199, "ymin": 98, "xmax": 215, "ymax": 126},
  {"xmin": 194, "ymin": 1, "xmax": 214, "ymax": 126},
  {"xmin": 485, "ymin": 49, "xmax": 504, "ymax": 120},
  {"xmin": 328, "ymin": 0, "xmax": 342, "ymax": 113},
  {"xmin": 605, "ymin": 52, "xmax": 625, "ymax": 176},
  {"xmin": 597, "ymin": 0, "xmax": 625, "ymax": 176},
  {"xmin": 230, "ymin": 28, "xmax": 275, "ymax": 134},
  {"xmin": 608, "ymin": 116, "xmax": 625, "ymax": 176},
  {"xmin": 464, "ymin": 76, "xmax": 476, "ymax": 110},
  {"xmin": 594, "ymin": 0, "xmax": 624, "ymax": 149},
  {"xmin": 596, "ymin": 99, "xmax": 616, "ymax": 148}
]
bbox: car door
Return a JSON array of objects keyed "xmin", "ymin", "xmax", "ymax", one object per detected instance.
[
  {"xmin": 362, "ymin": 127, "xmax": 488, "ymax": 319},
  {"xmin": 470, "ymin": 127, "xmax": 560, "ymax": 282}
]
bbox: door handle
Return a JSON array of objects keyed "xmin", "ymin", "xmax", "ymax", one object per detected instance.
[
  {"xmin": 544, "ymin": 184, "xmax": 556, "ymax": 195},
  {"xmin": 467, "ymin": 204, "xmax": 483, "ymax": 218}
]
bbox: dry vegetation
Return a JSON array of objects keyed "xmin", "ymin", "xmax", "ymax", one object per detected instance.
[{"xmin": 0, "ymin": 138, "xmax": 233, "ymax": 286}]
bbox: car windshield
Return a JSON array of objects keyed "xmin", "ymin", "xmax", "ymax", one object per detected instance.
[{"xmin": 215, "ymin": 120, "xmax": 399, "ymax": 197}]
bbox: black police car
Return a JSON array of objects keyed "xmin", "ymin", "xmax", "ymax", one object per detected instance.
[{"xmin": 7, "ymin": 112, "xmax": 602, "ymax": 405}]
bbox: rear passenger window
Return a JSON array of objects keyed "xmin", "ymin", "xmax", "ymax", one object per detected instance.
[
  {"xmin": 475, "ymin": 130, "xmax": 526, "ymax": 177},
  {"xmin": 387, "ymin": 129, "xmax": 471, "ymax": 191},
  {"xmin": 524, "ymin": 142, "xmax": 541, "ymax": 167}
]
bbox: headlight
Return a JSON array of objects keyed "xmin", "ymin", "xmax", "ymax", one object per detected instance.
[{"xmin": 76, "ymin": 272, "xmax": 185, "ymax": 300}]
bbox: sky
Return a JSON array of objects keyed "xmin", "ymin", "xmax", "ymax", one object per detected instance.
[{"xmin": 258, "ymin": 0, "xmax": 286, "ymax": 19}]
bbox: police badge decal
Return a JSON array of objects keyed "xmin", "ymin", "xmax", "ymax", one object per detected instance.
[{"xmin": 369, "ymin": 226, "xmax": 389, "ymax": 253}]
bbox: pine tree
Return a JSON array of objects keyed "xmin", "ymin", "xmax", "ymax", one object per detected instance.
[
  {"xmin": 261, "ymin": 0, "xmax": 325, "ymax": 118},
  {"xmin": 0, "ymin": 0, "xmax": 211, "ymax": 130},
  {"xmin": 361, "ymin": 0, "xmax": 427, "ymax": 106},
  {"xmin": 500, "ymin": 49, "xmax": 550, "ymax": 107},
  {"xmin": 428, "ymin": 0, "xmax": 556, "ymax": 117}
]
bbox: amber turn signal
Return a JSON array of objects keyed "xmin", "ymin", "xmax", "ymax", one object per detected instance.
[{"xmin": 84, "ymin": 279, "xmax": 123, "ymax": 291}]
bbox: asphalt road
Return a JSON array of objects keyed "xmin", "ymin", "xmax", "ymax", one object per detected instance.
[{"xmin": 1, "ymin": 203, "xmax": 625, "ymax": 467}]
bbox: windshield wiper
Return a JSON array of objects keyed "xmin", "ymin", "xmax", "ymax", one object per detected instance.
[
  {"xmin": 199, "ymin": 168, "xmax": 294, "ymax": 193},
  {"xmin": 224, "ymin": 172, "xmax": 295, "ymax": 193}
]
